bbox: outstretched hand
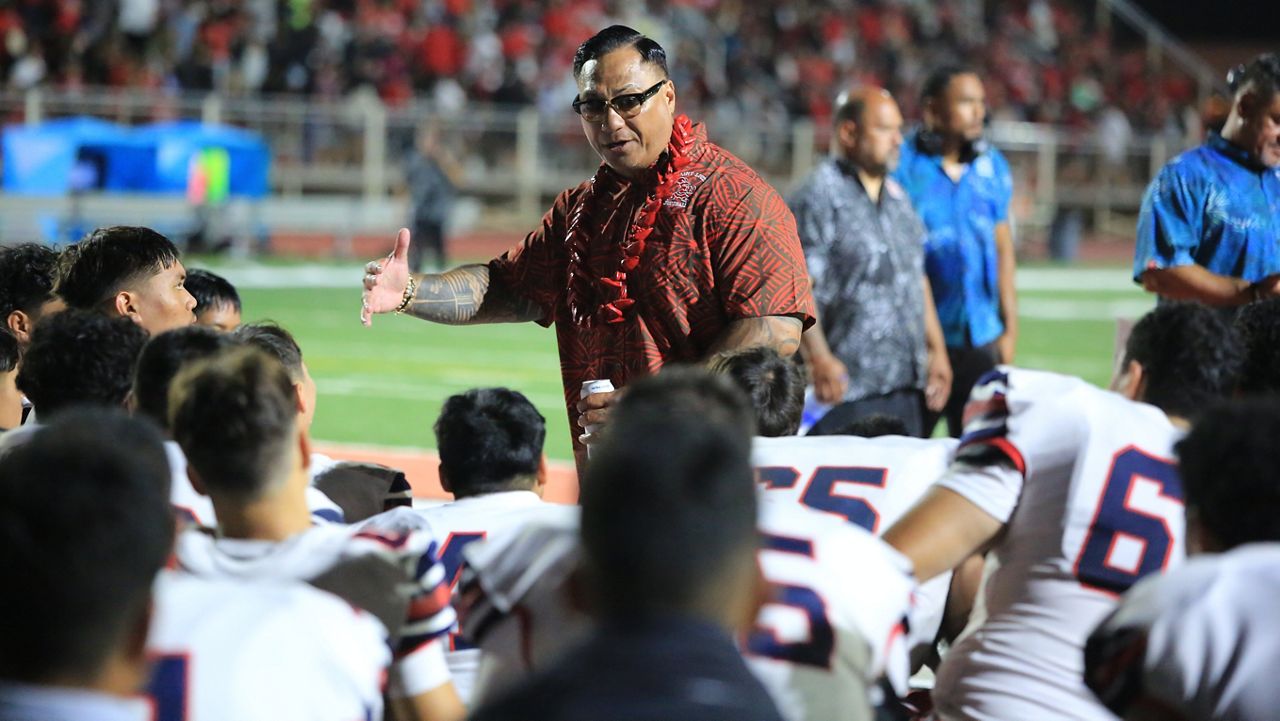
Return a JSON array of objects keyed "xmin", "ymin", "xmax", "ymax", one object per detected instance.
[{"xmin": 361, "ymin": 228, "xmax": 413, "ymax": 326}]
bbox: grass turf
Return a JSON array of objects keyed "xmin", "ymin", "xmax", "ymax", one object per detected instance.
[{"xmin": 233, "ymin": 264, "xmax": 1152, "ymax": 461}]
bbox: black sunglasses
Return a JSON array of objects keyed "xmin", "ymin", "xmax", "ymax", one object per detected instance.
[{"xmin": 573, "ymin": 80, "xmax": 667, "ymax": 121}]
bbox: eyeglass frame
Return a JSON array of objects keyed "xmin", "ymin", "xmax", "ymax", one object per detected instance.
[{"xmin": 572, "ymin": 80, "xmax": 668, "ymax": 122}]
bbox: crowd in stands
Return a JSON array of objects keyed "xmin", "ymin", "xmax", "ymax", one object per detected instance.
[{"xmin": 0, "ymin": 0, "xmax": 1199, "ymax": 134}]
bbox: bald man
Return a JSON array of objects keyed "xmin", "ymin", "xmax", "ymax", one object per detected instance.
[{"xmin": 788, "ymin": 88, "xmax": 951, "ymax": 437}]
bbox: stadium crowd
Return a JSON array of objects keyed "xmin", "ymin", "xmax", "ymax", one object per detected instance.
[
  {"xmin": 2, "ymin": 22, "xmax": 1278, "ymax": 721},
  {"xmin": 1, "ymin": 0, "xmax": 1197, "ymax": 134}
]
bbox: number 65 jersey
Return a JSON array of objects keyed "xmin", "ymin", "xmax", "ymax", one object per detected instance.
[{"xmin": 933, "ymin": 367, "xmax": 1186, "ymax": 721}]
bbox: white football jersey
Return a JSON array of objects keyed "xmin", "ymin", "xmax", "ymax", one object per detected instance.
[
  {"xmin": 164, "ymin": 441, "xmax": 344, "ymax": 528},
  {"xmin": 933, "ymin": 367, "xmax": 1185, "ymax": 721},
  {"xmin": 1087, "ymin": 543, "xmax": 1280, "ymax": 721},
  {"xmin": 146, "ymin": 571, "xmax": 389, "ymax": 721},
  {"xmin": 363, "ymin": 492, "xmax": 578, "ymax": 705},
  {"xmin": 455, "ymin": 500, "xmax": 915, "ymax": 721},
  {"xmin": 747, "ymin": 498, "xmax": 916, "ymax": 721},
  {"xmin": 751, "ymin": 435, "xmax": 956, "ymax": 651},
  {"xmin": 173, "ymin": 522, "xmax": 456, "ymax": 698}
]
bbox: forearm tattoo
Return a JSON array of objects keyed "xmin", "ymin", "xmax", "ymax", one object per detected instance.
[{"xmin": 407, "ymin": 264, "xmax": 541, "ymax": 325}]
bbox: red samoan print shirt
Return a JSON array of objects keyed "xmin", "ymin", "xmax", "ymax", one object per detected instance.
[{"xmin": 489, "ymin": 122, "xmax": 815, "ymax": 468}]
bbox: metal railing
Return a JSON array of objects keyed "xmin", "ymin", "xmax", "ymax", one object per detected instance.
[{"xmin": 0, "ymin": 86, "xmax": 1195, "ymax": 244}]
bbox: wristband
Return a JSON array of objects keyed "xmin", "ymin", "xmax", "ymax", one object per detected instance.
[{"xmin": 394, "ymin": 276, "xmax": 417, "ymax": 314}]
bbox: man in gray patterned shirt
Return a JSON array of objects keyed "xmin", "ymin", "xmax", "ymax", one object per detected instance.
[{"xmin": 789, "ymin": 87, "xmax": 951, "ymax": 437}]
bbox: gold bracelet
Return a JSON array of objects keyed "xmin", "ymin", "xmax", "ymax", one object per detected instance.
[{"xmin": 394, "ymin": 276, "xmax": 417, "ymax": 314}]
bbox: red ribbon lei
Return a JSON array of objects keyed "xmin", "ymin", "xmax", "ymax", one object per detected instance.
[{"xmin": 565, "ymin": 114, "xmax": 695, "ymax": 327}]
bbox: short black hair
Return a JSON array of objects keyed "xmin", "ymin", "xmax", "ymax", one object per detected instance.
[
  {"xmin": 16, "ymin": 309, "xmax": 149, "ymax": 418},
  {"xmin": 572, "ymin": 25, "xmax": 668, "ymax": 81},
  {"xmin": 825, "ymin": 413, "xmax": 910, "ymax": 438},
  {"xmin": 710, "ymin": 347, "xmax": 805, "ymax": 437},
  {"xmin": 1121, "ymin": 303, "xmax": 1241, "ymax": 418},
  {"xmin": 133, "ymin": 325, "xmax": 240, "ymax": 429},
  {"xmin": 56, "ymin": 226, "xmax": 181, "ymax": 310},
  {"xmin": 185, "ymin": 268, "xmax": 242, "ymax": 315},
  {"xmin": 170, "ymin": 347, "xmax": 299, "ymax": 501},
  {"xmin": 581, "ymin": 398, "xmax": 757, "ymax": 619},
  {"xmin": 0, "ymin": 242, "xmax": 59, "ymax": 319},
  {"xmin": 0, "ymin": 407, "xmax": 171, "ymax": 683},
  {"xmin": 1234, "ymin": 297, "xmax": 1280, "ymax": 396},
  {"xmin": 234, "ymin": 321, "xmax": 304, "ymax": 379},
  {"xmin": 922, "ymin": 64, "xmax": 978, "ymax": 103},
  {"xmin": 1228, "ymin": 52, "xmax": 1280, "ymax": 102},
  {"xmin": 435, "ymin": 387, "xmax": 546, "ymax": 498},
  {"xmin": 0, "ymin": 329, "xmax": 15, "ymax": 374},
  {"xmin": 1178, "ymin": 400, "xmax": 1280, "ymax": 550}
]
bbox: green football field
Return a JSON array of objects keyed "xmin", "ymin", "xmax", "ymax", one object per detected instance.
[{"xmin": 212, "ymin": 262, "xmax": 1153, "ymax": 461}]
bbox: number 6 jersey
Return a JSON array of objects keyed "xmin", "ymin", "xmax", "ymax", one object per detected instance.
[{"xmin": 932, "ymin": 367, "xmax": 1186, "ymax": 721}]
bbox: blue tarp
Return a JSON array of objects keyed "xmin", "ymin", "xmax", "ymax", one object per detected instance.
[{"xmin": 2, "ymin": 118, "xmax": 269, "ymax": 197}]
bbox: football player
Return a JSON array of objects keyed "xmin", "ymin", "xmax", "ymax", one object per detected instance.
[
  {"xmin": 1086, "ymin": 400, "xmax": 1280, "ymax": 720},
  {"xmin": 883, "ymin": 303, "xmax": 1243, "ymax": 720},
  {"xmin": 168, "ymin": 346, "xmax": 463, "ymax": 721}
]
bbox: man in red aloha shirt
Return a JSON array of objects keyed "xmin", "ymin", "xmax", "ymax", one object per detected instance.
[{"xmin": 362, "ymin": 25, "xmax": 814, "ymax": 470}]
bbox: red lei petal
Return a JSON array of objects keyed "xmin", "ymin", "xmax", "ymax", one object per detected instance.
[{"xmin": 565, "ymin": 114, "xmax": 694, "ymax": 327}]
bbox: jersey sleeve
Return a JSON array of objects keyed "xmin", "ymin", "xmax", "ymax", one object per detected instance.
[
  {"xmin": 1087, "ymin": 550, "xmax": 1280, "ymax": 721},
  {"xmin": 486, "ymin": 186, "xmax": 579, "ymax": 328},
  {"xmin": 347, "ymin": 528, "xmax": 457, "ymax": 657},
  {"xmin": 706, "ymin": 176, "xmax": 816, "ymax": 329},
  {"xmin": 942, "ymin": 368, "xmax": 1089, "ymax": 522},
  {"xmin": 1133, "ymin": 161, "xmax": 1205, "ymax": 281},
  {"xmin": 456, "ymin": 519, "xmax": 584, "ymax": 671}
]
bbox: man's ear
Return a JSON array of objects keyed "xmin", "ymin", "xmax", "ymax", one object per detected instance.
[
  {"xmin": 438, "ymin": 462, "xmax": 452, "ymax": 495},
  {"xmin": 294, "ymin": 382, "xmax": 309, "ymax": 417},
  {"xmin": 837, "ymin": 118, "xmax": 859, "ymax": 149},
  {"xmin": 1115, "ymin": 358, "xmax": 1146, "ymax": 402},
  {"xmin": 1237, "ymin": 88, "xmax": 1261, "ymax": 122},
  {"xmin": 533, "ymin": 454, "xmax": 548, "ymax": 497},
  {"xmin": 113, "ymin": 290, "xmax": 139, "ymax": 322},
  {"xmin": 6, "ymin": 310, "xmax": 31, "ymax": 345}
]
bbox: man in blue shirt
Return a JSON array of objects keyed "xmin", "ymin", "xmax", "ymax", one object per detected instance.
[
  {"xmin": 894, "ymin": 66, "xmax": 1017, "ymax": 437},
  {"xmin": 1135, "ymin": 53, "xmax": 1280, "ymax": 307}
]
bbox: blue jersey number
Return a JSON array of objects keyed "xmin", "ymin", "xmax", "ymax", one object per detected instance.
[
  {"xmin": 746, "ymin": 533, "xmax": 834, "ymax": 669},
  {"xmin": 757, "ymin": 466, "xmax": 887, "ymax": 532},
  {"xmin": 147, "ymin": 654, "xmax": 189, "ymax": 721},
  {"xmin": 1073, "ymin": 447, "xmax": 1183, "ymax": 595}
]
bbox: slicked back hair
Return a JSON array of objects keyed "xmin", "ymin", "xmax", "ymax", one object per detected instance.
[
  {"xmin": 572, "ymin": 25, "xmax": 668, "ymax": 81},
  {"xmin": 56, "ymin": 226, "xmax": 180, "ymax": 310},
  {"xmin": 169, "ymin": 347, "xmax": 299, "ymax": 501},
  {"xmin": 1229, "ymin": 52, "xmax": 1280, "ymax": 103},
  {"xmin": 133, "ymin": 325, "xmax": 240, "ymax": 429},
  {"xmin": 1122, "ymin": 303, "xmax": 1242, "ymax": 418},
  {"xmin": 15, "ymin": 309, "xmax": 148, "ymax": 418},
  {"xmin": 0, "ymin": 407, "xmax": 171, "ymax": 683},
  {"xmin": 435, "ymin": 387, "xmax": 546, "ymax": 498}
]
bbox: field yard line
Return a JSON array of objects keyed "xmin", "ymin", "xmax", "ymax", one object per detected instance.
[
  {"xmin": 1017, "ymin": 297, "xmax": 1153, "ymax": 320},
  {"xmin": 317, "ymin": 377, "xmax": 567, "ymax": 407},
  {"xmin": 1015, "ymin": 268, "xmax": 1139, "ymax": 292},
  {"xmin": 221, "ymin": 264, "xmax": 1142, "ymax": 293}
]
